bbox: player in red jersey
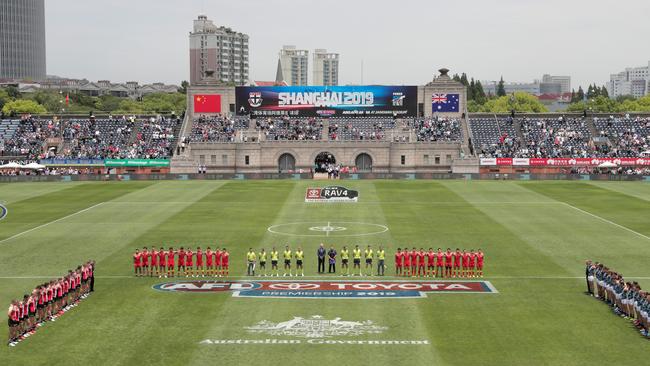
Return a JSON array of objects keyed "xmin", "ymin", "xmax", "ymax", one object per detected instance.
[
  {"xmin": 444, "ymin": 248, "xmax": 453, "ymax": 278},
  {"xmin": 453, "ymin": 248, "xmax": 462, "ymax": 278},
  {"xmin": 177, "ymin": 247, "xmax": 186, "ymax": 276},
  {"xmin": 409, "ymin": 247, "xmax": 417, "ymax": 277},
  {"xmin": 196, "ymin": 247, "xmax": 204, "ymax": 277},
  {"xmin": 417, "ymin": 248, "xmax": 426, "ymax": 277},
  {"xmin": 215, "ymin": 248, "xmax": 223, "ymax": 277},
  {"xmin": 461, "ymin": 249, "xmax": 470, "ymax": 278},
  {"xmin": 166, "ymin": 247, "xmax": 176, "ymax": 277},
  {"xmin": 150, "ymin": 247, "xmax": 158, "ymax": 277},
  {"xmin": 157, "ymin": 247, "xmax": 166, "ymax": 278},
  {"xmin": 185, "ymin": 248, "xmax": 194, "ymax": 277},
  {"xmin": 394, "ymin": 248, "xmax": 403, "ymax": 276},
  {"xmin": 141, "ymin": 247, "xmax": 150, "ymax": 276},
  {"xmin": 468, "ymin": 249, "xmax": 477, "ymax": 277},
  {"xmin": 477, "ymin": 249, "xmax": 485, "ymax": 277},
  {"xmin": 133, "ymin": 249, "xmax": 142, "ymax": 277},
  {"xmin": 427, "ymin": 248, "xmax": 435, "ymax": 277},
  {"xmin": 8, "ymin": 300, "xmax": 20, "ymax": 345},
  {"xmin": 435, "ymin": 248, "xmax": 444, "ymax": 278},
  {"xmin": 205, "ymin": 247, "xmax": 214, "ymax": 277},
  {"xmin": 221, "ymin": 248, "xmax": 230, "ymax": 276},
  {"xmin": 402, "ymin": 248, "xmax": 411, "ymax": 277}
]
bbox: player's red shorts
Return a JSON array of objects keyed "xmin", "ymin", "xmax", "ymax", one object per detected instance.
[
  {"xmin": 206, "ymin": 259, "xmax": 213, "ymax": 268},
  {"xmin": 222, "ymin": 262, "xmax": 229, "ymax": 268},
  {"xmin": 477, "ymin": 262, "xmax": 483, "ymax": 269},
  {"xmin": 395, "ymin": 262, "xmax": 402, "ymax": 268},
  {"xmin": 167, "ymin": 260, "xmax": 174, "ymax": 268},
  {"xmin": 186, "ymin": 259, "xmax": 193, "ymax": 267}
]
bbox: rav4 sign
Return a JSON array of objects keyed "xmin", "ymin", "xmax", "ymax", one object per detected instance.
[
  {"xmin": 305, "ymin": 186, "xmax": 359, "ymax": 202},
  {"xmin": 153, "ymin": 280, "xmax": 498, "ymax": 298}
]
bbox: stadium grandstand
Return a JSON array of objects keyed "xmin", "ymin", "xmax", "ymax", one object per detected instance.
[{"xmin": 1, "ymin": 69, "xmax": 649, "ymax": 177}]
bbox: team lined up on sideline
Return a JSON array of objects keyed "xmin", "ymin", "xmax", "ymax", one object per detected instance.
[
  {"xmin": 132, "ymin": 246, "xmax": 486, "ymax": 278},
  {"xmin": 7, "ymin": 261, "xmax": 95, "ymax": 347},
  {"xmin": 586, "ymin": 261, "xmax": 650, "ymax": 339},
  {"xmin": 133, "ymin": 247, "xmax": 230, "ymax": 278}
]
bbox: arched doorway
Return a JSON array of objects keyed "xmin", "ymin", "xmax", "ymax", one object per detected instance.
[
  {"xmin": 314, "ymin": 152, "xmax": 336, "ymax": 173},
  {"xmin": 355, "ymin": 153, "xmax": 373, "ymax": 172},
  {"xmin": 278, "ymin": 153, "xmax": 296, "ymax": 173}
]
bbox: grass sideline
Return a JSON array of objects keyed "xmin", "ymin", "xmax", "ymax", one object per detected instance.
[{"xmin": 0, "ymin": 180, "xmax": 649, "ymax": 366}]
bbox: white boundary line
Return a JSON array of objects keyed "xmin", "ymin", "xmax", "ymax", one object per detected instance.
[
  {"xmin": 561, "ymin": 202, "xmax": 650, "ymax": 241},
  {"xmin": 2, "ymin": 275, "xmax": 650, "ymax": 280},
  {"xmin": 0, "ymin": 202, "xmax": 105, "ymax": 245}
]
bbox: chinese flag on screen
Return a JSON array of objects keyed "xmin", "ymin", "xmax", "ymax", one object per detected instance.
[{"xmin": 193, "ymin": 94, "xmax": 221, "ymax": 113}]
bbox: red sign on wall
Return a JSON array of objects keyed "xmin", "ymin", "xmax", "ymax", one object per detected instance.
[{"xmin": 194, "ymin": 94, "xmax": 221, "ymax": 113}]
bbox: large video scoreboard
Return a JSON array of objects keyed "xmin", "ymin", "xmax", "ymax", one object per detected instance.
[{"xmin": 236, "ymin": 85, "xmax": 417, "ymax": 117}]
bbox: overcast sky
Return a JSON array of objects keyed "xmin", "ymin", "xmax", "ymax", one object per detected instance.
[{"xmin": 46, "ymin": 0, "xmax": 649, "ymax": 89}]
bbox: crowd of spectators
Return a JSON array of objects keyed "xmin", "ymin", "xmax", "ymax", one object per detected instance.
[
  {"xmin": 1, "ymin": 117, "xmax": 61, "ymax": 159},
  {"xmin": 412, "ymin": 117, "xmax": 461, "ymax": 142},
  {"xmin": 62, "ymin": 117, "xmax": 135, "ymax": 159},
  {"xmin": 328, "ymin": 118, "xmax": 393, "ymax": 141},
  {"xmin": 256, "ymin": 117, "xmax": 322, "ymax": 141},
  {"xmin": 131, "ymin": 116, "xmax": 182, "ymax": 158},
  {"xmin": 594, "ymin": 116, "xmax": 650, "ymax": 158},
  {"xmin": 190, "ymin": 116, "xmax": 240, "ymax": 142},
  {"xmin": 520, "ymin": 117, "xmax": 594, "ymax": 158}
]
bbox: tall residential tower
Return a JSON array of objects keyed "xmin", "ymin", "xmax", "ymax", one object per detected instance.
[
  {"xmin": 0, "ymin": 0, "xmax": 46, "ymax": 80},
  {"xmin": 189, "ymin": 15, "xmax": 249, "ymax": 85},
  {"xmin": 277, "ymin": 45, "xmax": 308, "ymax": 86},
  {"xmin": 312, "ymin": 49, "xmax": 339, "ymax": 86}
]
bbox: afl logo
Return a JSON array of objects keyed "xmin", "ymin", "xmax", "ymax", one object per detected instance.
[{"xmin": 0, "ymin": 204, "xmax": 7, "ymax": 221}]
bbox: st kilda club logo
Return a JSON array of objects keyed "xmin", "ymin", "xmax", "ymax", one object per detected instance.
[
  {"xmin": 305, "ymin": 186, "xmax": 359, "ymax": 202},
  {"xmin": 0, "ymin": 203, "xmax": 7, "ymax": 221}
]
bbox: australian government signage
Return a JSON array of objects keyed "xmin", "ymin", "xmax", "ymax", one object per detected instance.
[
  {"xmin": 480, "ymin": 157, "xmax": 650, "ymax": 167},
  {"xmin": 305, "ymin": 186, "xmax": 359, "ymax": 203},
  {"xmin": 104, "ymin": 159, "xmax": 170, "ymax": 167},
  {"xmin": 236, "ymin": 86, "xmax": 417, "ymax": 117},
  {"xmin": 153, "ymin": 280, "xmax": 498, "ymax": 299},
  {"xmin": 200, "ymin": 315, "xmax": 429, "ymax": 346}
]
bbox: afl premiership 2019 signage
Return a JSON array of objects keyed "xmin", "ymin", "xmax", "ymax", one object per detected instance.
[
  {"xmin": 236, "ymin": 86, "xmax": 417, "ymax": 117},
  {"xmin": 305, "ymin": 186, "xmax": 359, "ymax": 203}
]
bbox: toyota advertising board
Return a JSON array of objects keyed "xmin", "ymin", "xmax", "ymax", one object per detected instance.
[{"xmin": 236, "ymin": 86, "xmax": 417, "ymax": 117}]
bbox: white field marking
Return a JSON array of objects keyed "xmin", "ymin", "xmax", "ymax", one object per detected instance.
[
  {"xmin": 0, "ymin": 202, "xmax": 105, "ymax": 245},
  {"xmin": 267, "ymin": 221, "xmax": 389, "ymax": 237},
  {"xmin": 561, "ymin": 202, "xmax": 650, "ymax": 241},
  {"xmin": 101, "ymin": 201, "xmax": 560, "ymax": 205},
  {"xmin": 3, "ymin": 275, "xmax": 650, "ymax": 280}
]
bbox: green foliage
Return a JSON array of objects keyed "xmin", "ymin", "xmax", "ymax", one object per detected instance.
[
  {"xmin": 0, "ymin": 89, "xmax": 10, "ymax": 111},
  {"xmin": 2, "ymin": 99, "xmax": 47, "ymax": 115},
  {"xmin": 479, "ymin": 92, "xmax": 548, "ymax": 113},
  {"xmin": 496, "ymin": 76, "xmax": 506, "ymax": 97},
  {"xmin": 5, "ymin": 86, "xmax": 21, "ymax": 99},
  {"xmin": 566, "ymin": 94, "xmax": 650, "ymax": 113},
  {"xmin": 113, "ymin": 92, "xmax": 186, "ymax": 114},
  {"xmin": 179, "ymin": 80, "xmax": 189, "ymax": 94}
]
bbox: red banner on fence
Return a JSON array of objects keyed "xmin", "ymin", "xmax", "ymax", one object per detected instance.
[{"xmin": 480, "ymin": 157, "xmax": 650, "ymax": 167}]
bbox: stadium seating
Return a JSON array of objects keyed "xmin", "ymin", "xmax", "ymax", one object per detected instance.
[
  {"xmin": 190, "ymin": 116, "xmax": 249, "ymax": 142},
  {"xmin": 1, "ymin": 118, "xmax": 61, "ymax": 159},
  {"xmin": 593, "ymin": 116, "xmax": 650, "ymax": 157},
  {"xmin": 255, "ymin": 117, "xmax": 322, "ymax": 141},
  {"xmin": 327, "ymin": 118, "xmax": 395, "ymax": 141},
  {"xmin": 412, "ymin": 117, "xmax": 462, "ymax": 142}
]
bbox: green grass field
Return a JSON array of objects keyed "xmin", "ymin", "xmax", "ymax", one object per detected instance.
[{"xmin": 1, "ymin": 180, "xmax": 649, "ymax": 366}]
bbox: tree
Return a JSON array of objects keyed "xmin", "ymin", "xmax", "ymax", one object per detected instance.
[
  {"xmin": 468, "ymin": 78, "xmax": 475, "ymax": 101},
  {"xmin": 459, "ymin": 73, "xmax": 469, "ymax": 87},
  {"xmin": 179, "ymin": 80, "xmax": 189, "ymax": 94},
  {"xmin": 452, "ymin": 74, "xmax": 461, "ymax": 83},
  {"xmin": 496, "ymin": 76, "xmax": 506, "ymax": 97},
  {"xmin": 474, "ymin": 80, "xmax": 487, "ymax": 105},
  {"xmin": 480, "ymin": 92, "xmax": 548, "ymax": 113},
  {"xmin": 576, "ymin": 86, "xmax": 585, "ymax": 101},
  {"xmin": 0, "ymin": 89, "xmax": 10, "ymax": 111},
  {"xmin": 2, "ymin": 99, "xmax": 47, "ymax": 115},
  {"xmin": 600, "ymin": 85, "xmax": 609, "ymax": 99},
  {"xmin": 5, "ymin": 86, "xmax": 21, "ymax": 99}
]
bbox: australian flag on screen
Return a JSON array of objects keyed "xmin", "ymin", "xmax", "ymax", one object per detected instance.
[{"xmin": 432, "ymin": 93, "xmax": 460, "ymax": 112}]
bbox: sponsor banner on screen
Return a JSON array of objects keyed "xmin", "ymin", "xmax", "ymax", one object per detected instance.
[
  {"xmin": 194, "ymin": 94, "xmax": 221, "ymax": 113},
  {"xmin": 305, "ymin": 186, "xmax": 359, "ymax": 202},
  {"xmin": 153, "ymin": 280, "xmax": 498, "ymax": 298},
  {"xmin": 480, "ymin": 157, "xmax": 650, "ymax": 167},
  {"xmin": 431, "ymin": 93, "xmax": 460, "ymax": 112},
  {"xmin": 235, "ymin": 86, "xmax": 417, "ymax": 117},
  {"xmin": 104, "ymin": 159, "xmax": 170, "ymax": 167}
]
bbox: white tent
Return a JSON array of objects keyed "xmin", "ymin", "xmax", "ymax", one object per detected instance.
[
  {"xmin": 0, "ymin": 162, "xmax": 24, "ymax": 169},
  {"xmin": 24, "ymin": 162, "xmax": 46, "ymax": 170},
  {"xmin": 598, "ymin": 161, "xmax": 618, "ymax": 168}
]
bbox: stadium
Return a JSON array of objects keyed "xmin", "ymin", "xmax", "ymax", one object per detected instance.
[{"xmin": 2, "ymin": 2, "xmax": 650, "ymax": 366}]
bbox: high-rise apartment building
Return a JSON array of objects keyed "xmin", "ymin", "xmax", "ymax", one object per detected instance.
[
  {"xmin": 189, "ymin": 15, "xmax": 249, "ymax": 85},
  {"xmin": 0, "ymin": 0, "xmax": 46, "ymax": 80},
  {"xmin": 312, "ymin": 49, "xmax": 339, "ymax": 86}
]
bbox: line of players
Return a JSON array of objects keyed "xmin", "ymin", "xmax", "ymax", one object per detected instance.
[
  {"xmin": 133, "ymin": 247, "xmax": 230, "ymax": 278},
  {"xmin": 396, "ymin": 248, "xmax": 485, "ymax": 278},
  {"xmin": 7, "ymin": 261, "xmax": 95, "ymax": 346}
]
